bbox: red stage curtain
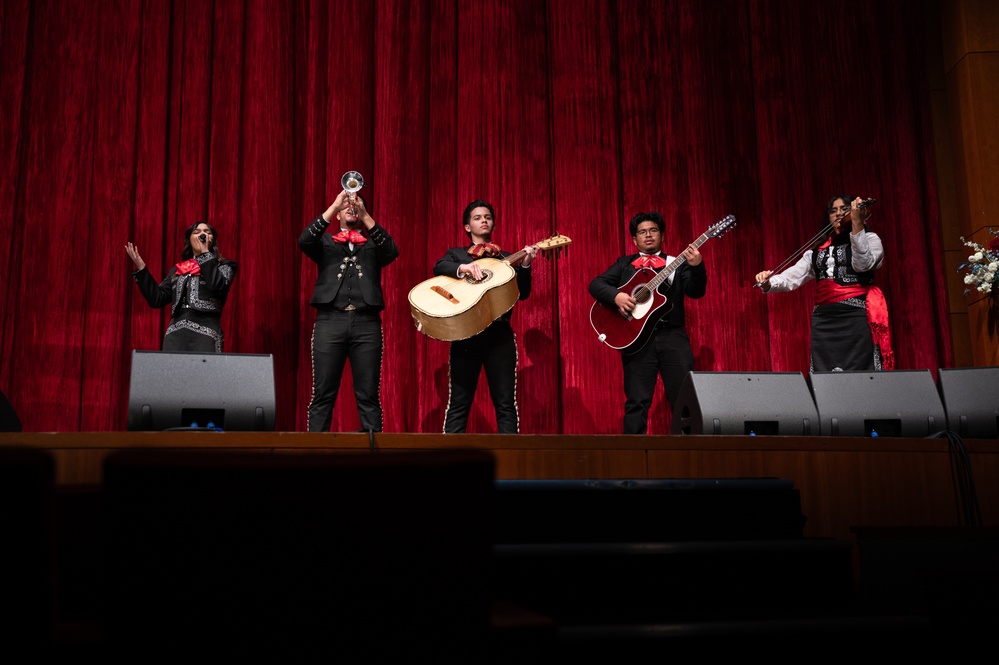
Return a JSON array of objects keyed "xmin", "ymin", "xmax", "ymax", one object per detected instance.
[{"xmin": 0, "ymin": 0, "xmax": 950, "ymax": 433}]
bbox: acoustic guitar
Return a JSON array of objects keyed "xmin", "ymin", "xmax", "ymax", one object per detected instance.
[
  {"xmin": 409, "ymin": 234, "xmax": 572, "ymax": 341},
  {"xmin": 589, "ymin": 215, "xmax": 735, "ymax": 354}
]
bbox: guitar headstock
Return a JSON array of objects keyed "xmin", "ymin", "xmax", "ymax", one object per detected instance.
[
  {"xmin": 537, "ymin": 234, "xmax": 572, "ymax": 256},
  {"xmin": 707, "ymin": 215, "xmax": 736, "ymax": 238}
]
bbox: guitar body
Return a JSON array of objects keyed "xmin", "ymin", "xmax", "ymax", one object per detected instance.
[
  {"xmin": 589, "ymin": 269, "xmax": 674, "ymax": 353},
  {"xmin": 589, "ymin": 215, "xmax": 736, "ymax": 353},
  {"xmin": 409, "ymin": 258, "xmax": 519, "ymax": 341}
]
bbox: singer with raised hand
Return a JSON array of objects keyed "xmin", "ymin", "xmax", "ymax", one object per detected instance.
[
  {"xmin": 754, "ymin": 195, "xmax": 894, "ymax": 371},
  {"xmin": 300, "ymin": 182, "xmax": 399, "ymax": 433},
  {"xmin": 125, "ymin": 221, "xmax": 237, "ymax": 353}
]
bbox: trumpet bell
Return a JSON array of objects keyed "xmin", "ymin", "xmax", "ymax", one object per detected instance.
[{"xmin": 341, "ymin": 171, "xmax": 364, "ymax": 193}]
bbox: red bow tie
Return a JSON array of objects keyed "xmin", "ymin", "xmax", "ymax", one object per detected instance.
[
  {"xmin": 331, "ymin": 229, "xmax": 367, "ymax": 245},
  {"xmin": 631, "ymin": 254, "xmax": 667, "ymax": 270},
  {"xmin": 469, "ymin": 242, "xmax": 501, "ymax": 258},
  {"xmin": 175, "ymin": 259, "xmax": 201, "ymax": 276}
]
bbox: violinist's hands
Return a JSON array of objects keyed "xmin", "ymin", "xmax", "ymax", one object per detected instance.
[
  {"xmin": 681, "ymin": 243, "xmax": 702, "ymax": 266},
  {"xmin": 521, "ymin": 244, "xmax": 539, "ymax": 268},
  {"xmin": 614, "ymin": 292, "xmax": 637, "ymax": 318},
  {"xmin": 459, "ymin": 262, "xmax": 486, "ymax": 281},
  {"xmin": 125, "ymin": 242, "xmax": 146, "ymax": 271},
  {"xmin": 850, "ymin": 196, "xmax": 868, "ymax": 233},
  {"xmin": 755, "ymin": 270, "xmax": 772, "ymax": 292},
  {"xmin": 323, "ymin": 191, "xmax": 350, "ymax": 222}
]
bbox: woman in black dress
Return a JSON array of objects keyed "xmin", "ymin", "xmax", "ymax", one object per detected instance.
[
  {"xmin": 126, "ymin": 221, "xmax": 237, "ymax": 353},
  {"xmin": 754, "ymin": 196, "xmax": 893, "ymax": 371}
]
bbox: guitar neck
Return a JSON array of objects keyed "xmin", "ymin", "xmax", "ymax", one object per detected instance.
[
  {"xmin": 644, "ymin": 231, "xmax": 711, "ymax": 289},
  {"xmin": 503, "ymin": 248, "xmax": 527, "ymax": 266},
  {"xmin": 485, "ymin": 234, "xmax": 571, "ymax": 266},
  {"xmin": 496, "ymin": 238, "xmax": 547, "ymax": 266}
]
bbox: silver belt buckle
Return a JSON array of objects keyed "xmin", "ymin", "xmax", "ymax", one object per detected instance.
[{"xmin": 342, "ymin": 304, "xmax": 357, "ymax": 311}]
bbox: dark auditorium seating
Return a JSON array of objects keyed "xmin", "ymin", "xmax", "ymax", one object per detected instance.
[
  {"xmin": 0, "ymin": 449, "xmax": 55, "ymax": 646},
  {"xmin": 100, "ymin": 449, "xmax": 496, "ymax": 660}
]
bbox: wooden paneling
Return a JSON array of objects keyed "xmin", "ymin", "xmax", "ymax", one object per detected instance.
[
  {"xmin": 941, "ymin": 0, "xmax": 999, "ymax": 73},
  {"xmin": 492, "ymin": 449, "xmax": 649, "ymax": 479},
  {"xmin": 967, "ymin": 296, "xmax": 999, "ymax": 366},
  {"xmin": 931, "ymin": 1, "xmax": 999, "ymax": 365},
  {"xmin": 647, "ymin": 447, "xmax": 973, "ymax": 542},
  {"xmin": 4, "ymin": 432, "xmax": 997, "ymax": 545}
]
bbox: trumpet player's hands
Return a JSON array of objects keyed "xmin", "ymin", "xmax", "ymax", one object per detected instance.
[
  {"xmin": 614, "ymin": 292, "xmax": 637, "ymax": 318},
  {"xmin": 322, "ymin": 191, "xmax": 350, "ymax": 222},
  {"xmin": 352, "ymin": 196, "xmax": 375, "ymax": 229},
  {"xmin": 459, "ymin": 262, "xmax": 486, "ymax": 281},
  {"xmin": 521, "ymin": 244, "xmax": 539, "ymax": 268},
  {"xmin": 125, "ymin": 242, "xmax": 146, "ymax": 271}
]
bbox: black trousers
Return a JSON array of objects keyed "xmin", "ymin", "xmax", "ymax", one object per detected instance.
[
  {"xmin": 444, "ymin": 322, "xmax": 519, "ymax": 433},
  {"xmin": 621, "ymin": 325, "xmax": 694, "ymax": 435},
  {"xmin": 307, "ymin": 309, "xmax": 383, "ymax": 432}
]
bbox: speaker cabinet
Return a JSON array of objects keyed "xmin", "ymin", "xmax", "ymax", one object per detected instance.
[
  {"xmin": 671, "ymin": 372, "xmax": 818, "ymax": 435},
  {"xmin": 127, "ymin": 350, "xmax": 276, "ymax": 431},
  {"xmin": 937, "ymin": 367, "xmax": 999, "ymax": 439},
  {"xmin": 808, "ymin": 370, "xmax": 945, "ymax": 437}
]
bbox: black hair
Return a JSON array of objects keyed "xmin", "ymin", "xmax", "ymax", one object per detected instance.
[
  {"xmin": 824, "ymin": 195, "xmax": 853, "ymax": 223},
  {"xmin": 181, "ymin": 221, "xmax": 226, "ymax": 261},
  {"xmin": 462, "ymin": 200, "xmax": 495, "ymax": 238},
  {"xmin": 628, "ymin": 211, "xmax": 666, "ymax": 237},
  {"xmin": 825, "ymin": 194, "xmax": 855, "ymax": 244}
]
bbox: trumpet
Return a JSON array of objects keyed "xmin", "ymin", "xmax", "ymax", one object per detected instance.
[{"xmin": 341, "ymin": 171, "xmax": 364, "ymax": 215}]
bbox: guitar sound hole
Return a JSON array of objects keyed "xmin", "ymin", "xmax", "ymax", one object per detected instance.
[
  {"xmin": 465, "ymin": 269, "xmax": 492, "ymax": 284},
  {"xmin": 633, "ymin": 288, "xmax": 651, "ymax": 304}
]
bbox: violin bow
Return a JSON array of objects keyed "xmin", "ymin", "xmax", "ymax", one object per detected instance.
[{"xmin": 753, "ymin": 198, "xmax": 877, "ymax": 289}]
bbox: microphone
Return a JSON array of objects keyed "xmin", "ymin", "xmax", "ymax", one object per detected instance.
[{"xmin": 198, "ymin": 233, "xmax": 207, "ymax": 243}]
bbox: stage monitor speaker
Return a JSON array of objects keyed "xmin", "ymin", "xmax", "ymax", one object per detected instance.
[
  {"xmin": 0, "ymin": 388, "xmax": 22, "ymax": 432},
  {"xmin": 937, "ymin": 366, "xmax": 999, "ymax": 439},
  {"xmin": 808, "ymin": 370, "xmax": 945, "ymax": 437},
  {"xmin": 127, "ymin": 350, "xmax": 276, "ymax": 431},
  {"xmin": 671, "ymin": 371, "xmax": 818, "ymax": 435}
]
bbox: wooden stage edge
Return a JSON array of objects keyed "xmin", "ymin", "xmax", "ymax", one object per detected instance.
[{"xmin": 3, "ymin": 431, "xmax": 998, "ymax": 542}]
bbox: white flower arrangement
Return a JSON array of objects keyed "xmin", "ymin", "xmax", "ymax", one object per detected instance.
[{"xmin": 959, "ymin": 228, "xmax": 999, "ymax": 294}]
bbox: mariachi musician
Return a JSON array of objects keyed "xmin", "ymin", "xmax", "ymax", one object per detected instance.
[
  {"xmin": 754, "ymin": 195, "xmax": 894, "ymax": 372},
  {"xmin": 589, "ymin": 211, "xmax": 707, "ymax": 435},
  {"xmin": 299, "ymin": 173, "xmax": 399, "ymax": 433},
  {"xmin": 433, "ymin": 199, "xmax": 539, "ymax": 434}
]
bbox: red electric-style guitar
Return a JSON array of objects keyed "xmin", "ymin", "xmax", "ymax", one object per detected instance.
[{"xmin": 589, "ymin": 215, "xmax": 736, "ymax": 354}]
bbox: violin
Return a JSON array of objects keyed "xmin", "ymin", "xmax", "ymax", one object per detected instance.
[
  {"xmin": 833, "ymin": 197, "xmax": 877, "ymax": 231},
  {"xmin": 753, "ymin": 198, "xmax": 877, "ymax": 289}
]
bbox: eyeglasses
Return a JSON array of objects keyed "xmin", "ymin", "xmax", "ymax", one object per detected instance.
[{"xmin": 635, "ymin": 228, "xmax": 660, "ymax": 236}]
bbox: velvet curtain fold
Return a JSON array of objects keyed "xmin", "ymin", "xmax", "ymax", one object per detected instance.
[{"xmin": 0, "ymin": 0, "xmax": 950, "ymax": 433}]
